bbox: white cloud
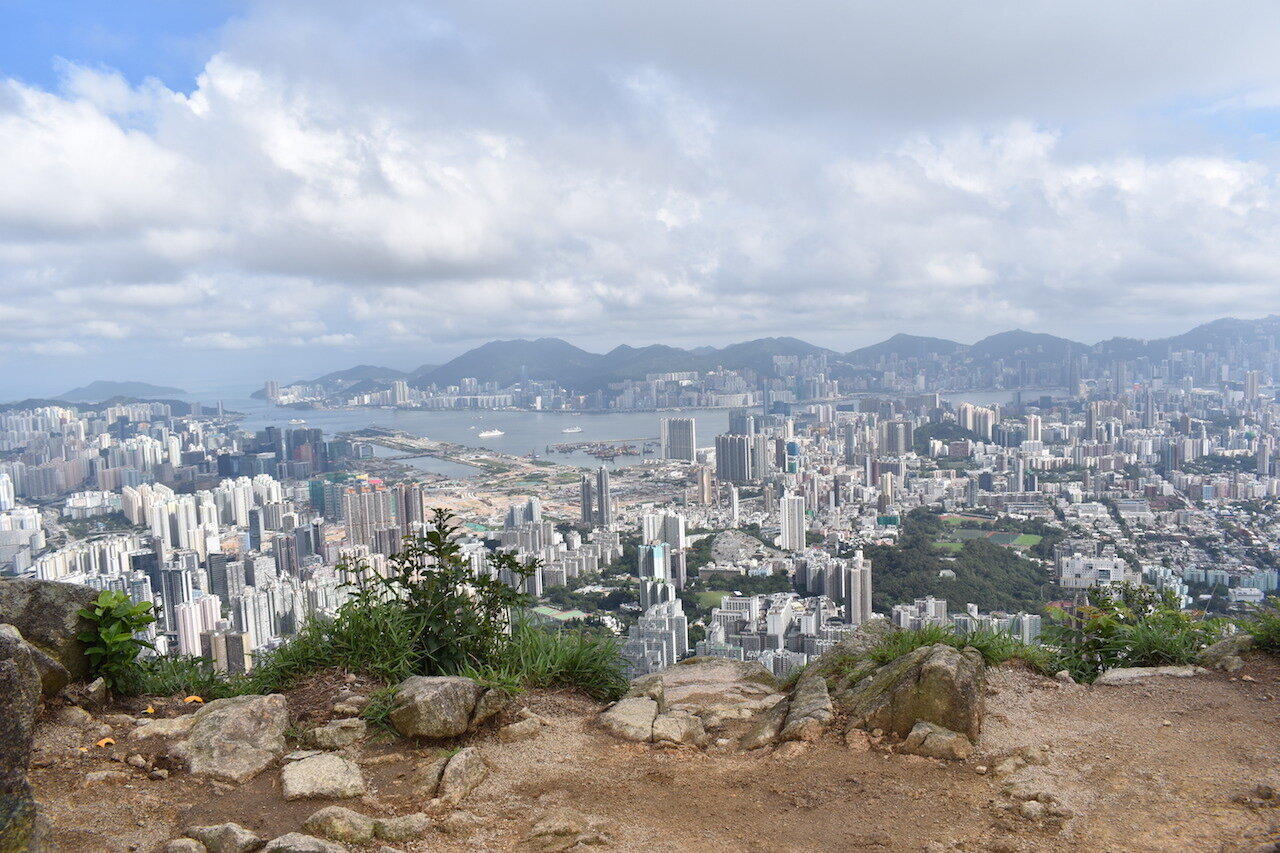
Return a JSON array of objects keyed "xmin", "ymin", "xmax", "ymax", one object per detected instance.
[{"xmin": 3, "ymin": 0, "xmax": 1280, "ymax": 397}]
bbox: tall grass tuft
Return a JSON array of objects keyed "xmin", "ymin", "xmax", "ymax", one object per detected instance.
[{"xmin": 465, "ymin": 621, "xmax": 629, "ymax": 701}]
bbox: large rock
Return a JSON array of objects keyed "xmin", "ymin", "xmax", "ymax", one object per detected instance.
[
  {"xmin": 0, "ymin": 626, "xmax": 49, "ymax": 852},
  {"xmin": 1199, "ymin": 635, "xmax": 1252, "ymax": 673},
  {"xmin": 597, "ymin": 697, "xmax": 658, "ymax": 742},
  {"xmin": 661, "ymin": 658, "xmax": 782, "ymax": 727},
  {"xmin": 778, "ymin": 674, "xmax": 833, "ymax": 742},
  {"xmin": 305, "ymin": 718, "xmax": 366, "ymax": 750},
  {"xmin": 282, "ymin": 754, "xmax": 366, "ymax": 801},
  {"xmin": 185, "ymin": 822, "xmax": 264, "ymax": 853},
  {"xmin": 0, "ymin": 578, "xmax": 98, "ymax": 683},
  {"xmin": 838, "ymin": 643, "xmax": 984, "ymax": 740},
  {"xmin": 0, "ymin": 625, "xmax": 69, "ymax": 698},
  {"xmin": 173, "ymin": 694, "xmax": 289, "ymax": 783},
  {"xmin": 651, "ymin": 711, "xmax": 707, "ymax": 747},
  {"xmin": 388, "ymin": 676, "xmax": 484, "ymax": 738},
  {"xmin": 900, "ymin": 721, "xmax": 974, "ymax": 760},
  {"xmin": 262, "ymin": 833, "xmax": 347, "ymax": 853},
  {"xmin": 436, "ymin": 747, "xmax": 488, "ymax": 805},
  {"xmin": 303, "ymin": 806, "xmax": 374, "ymax": 843},
  {"xmin": 740, "ymin": 698, "xmax": 790, "ymax": 750}
]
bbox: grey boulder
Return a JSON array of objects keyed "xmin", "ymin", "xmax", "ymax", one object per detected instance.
[{"xmin": 173, "ymin": 694, "xmax": 289, "ymax": 783}]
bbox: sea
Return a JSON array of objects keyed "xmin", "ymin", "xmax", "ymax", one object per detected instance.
[
  {"xmin": 173, "ymin": 384, "xmax": 1064, "ymax": 479},
  {"xmin": 176, "ymin": 384, "xmax": 732, "ymax": 478}
]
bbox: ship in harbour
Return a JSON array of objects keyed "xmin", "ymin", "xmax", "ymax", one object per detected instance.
[{"xmin": 477, "ymin": 429, "xmax": 504, "ymax": 438}]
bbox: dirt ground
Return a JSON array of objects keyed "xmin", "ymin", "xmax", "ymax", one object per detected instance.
[{"xmin": 29, "ymin": 655, "xmax": 1280, "ymax": 853}]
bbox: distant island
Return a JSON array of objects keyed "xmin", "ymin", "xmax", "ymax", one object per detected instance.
[{"xmin": 56, "ymin": 380, "xmax": 186, "ymax": 401}]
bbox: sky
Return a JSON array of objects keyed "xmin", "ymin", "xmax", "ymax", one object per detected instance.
[{"xmin": 3, "ymin": 1, "xmax": 1280, "ymax": 398}]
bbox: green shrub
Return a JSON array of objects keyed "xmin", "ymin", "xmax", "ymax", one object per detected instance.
[
  {"xmin": 464, "ymin": 620, "xmax": 629, "ymax": 701},
  {"xmin": 1243, "ymin": 598, "xmax": 1280, "ymax": 653},
  {"xmin": 1045, "ymin": 583, "xmax": 1223, "ymax": 683},
  {"xmin": 77, "ymin": 590, "xmax": 157, "ymax": 694},
  {"xmin": 124, "ymin": 654, "xmax": 254, "ymax": 699}
]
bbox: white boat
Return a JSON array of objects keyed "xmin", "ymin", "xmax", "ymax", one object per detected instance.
[
  {"xmin": 288, "ymin": 418, "xmax": 307, "ymax": 425},
  {"xmin": 561, "ymin": 426, "xmax": 583, "ymax": 434},
  {"xmin": 478, "ymin": 429, "xmax": 504, "ymax": 438}
]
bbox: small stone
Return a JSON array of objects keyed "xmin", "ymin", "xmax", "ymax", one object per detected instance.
[
  {"xmin": 127, "ymin": 753, "xmax": 147, "ymax": 768},
  {"xmin": 186, "ymin": 823, "xmax": 264, "ymax": 853},
  {"xmin": 773, "ymin": 741, "xmax": 808, "ymax": 760},
  {"xmin": 86, "ymin": 677, "xmax": 108, "ymax": 704},
  {"xmin": 901, "ymin": 721, "xmax": 974, "ymax": 761},
  {"xmin": 262, "ymin": 833, "xmax": 347, "ymax": 853},
  {"xmin": 373, "ymin": 812, "xmax": 431, "ymax": 841},
  {"xmin": 517, "ymin": 707, "xmax": 550, "ymax": 726},
  {"xmin": 282, "ymin": 753, "xmax": 366, "ymax": 800},
  {"xmin": 974, "ymin": 765, "xmax": 988, "ymax": 775},
  {"xmin": 651, "ymin": 711, "xmax": 707, "ymax": 747},
  {"xmin": 57, "ymin": 706, "xmax": 94, "ymax": 728},
  {"xmin": 103, "ymin": 713, "xmax": 136, "ymax": 728},
  {"xmin": 1053, "ymin": 670, "xmax": 1075, "ymax": 684},
  {"xmin": 150, "ymin": 769, "xmax": 170, "ymax": 780},
  {"xmin": 597, "ymin": 697, "xmax": 657, "ymax": 742},
  {"xmin": 1242, "ymin": 675, "xmax": 1257, "ymax": 682},
  {"xmin": 1019, "ymin": 800, "xmax": 1046, "ymax": 820},
  {"xmin": 303, "ymin": 806, "xmax": 374, "ymax": 843},
  {"xmin": 331, "ymin": 704, "xmax": 360, "ymax": 717},
  {"xmin": 499, "ymin": 717, "xmax": 543, "ymax": 743},
  {"xmin": 343, "ymin": 674, "xmax": 358, "ymax": 683},
  {"xmin": 1161, "ymin": 719, "xmax": 1172, "ymax": 727},
  {"xmin": 844, "ymin": 729, "xmax": 872, "ymax": 751},
  {"xmin": 82, "ymin": 770, "xmax": 130, "ymax": 787}
]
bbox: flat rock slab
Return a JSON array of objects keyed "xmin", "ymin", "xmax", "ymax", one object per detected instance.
[
  {"xmin": 186, "ymin": 822, "xmax": 264, "ymax": 853},
  {"xmin": 282, "ymin": 753, "xmax": 366, "ymax": 801},
  {"xmin": 1095, "ymin": 665, "xmax": 1208, "ymax": 685},
  {"xmin": 661, "ymin": 658, "xmax": 782, "ymax": 726},
  {"xmin": 263, "ymin": 833, "xmax": 348, "ymax": 852},
  {"xmin": 173, "ymin": 694, "xmax": 288, "ymax": 784}
]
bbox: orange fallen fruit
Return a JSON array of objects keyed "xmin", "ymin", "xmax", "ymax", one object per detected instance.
[
  {"xmin": 144, "ymin": 706, "xmax": 155, "ymax": 714},
  {"xmin": 182, "ymin": 696, "xmax": 204, "ymax": 704},
  {"xmin": 96, "ymin": 737, "xmax": 115, "ymax": 747}
]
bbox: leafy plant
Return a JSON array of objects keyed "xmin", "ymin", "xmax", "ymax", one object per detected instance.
[
  {"xmin": 1242, "ymin": 598, "xmax": 1280, "ymax": 653},
  {"xmin": 337, "ymin": 508, "xmax": 534, "ymax": 676},
  {"xmin": 1045, "ymin": 583, "xmax": 1222, "ymax": 683},
  {"xmin": 77, "ymin": 590, "xmax": 157, "ymax": 694}
]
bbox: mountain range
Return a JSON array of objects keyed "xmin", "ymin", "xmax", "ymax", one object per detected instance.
[{"xmin": 282, "ymin": 315, "xmax": 1279, "ymax": 394}]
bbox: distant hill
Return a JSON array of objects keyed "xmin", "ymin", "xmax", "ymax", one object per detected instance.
[
  {"xmin": 309, "ymin": 364, "xmax": 407, "ymax": 385},
  {"xmin": 57, "ymin": 381, "xmax": 185, "ymax": 401},
  {"xmin": 967, "ymin": 329, "xmax": 1081, "ymax": 362},
  {"xmin": 2, "ymin": 396, "xmax": 198, "ymax": 415},
  {"xmin": 845, "ymin": 333, "xmax": 962, "ymax": 364}
]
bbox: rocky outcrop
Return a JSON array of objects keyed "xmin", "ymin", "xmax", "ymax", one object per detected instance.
[
  {"xmin": 651, "ymin": 711, "xmax": 708, "ymax": 747},
  {"xmin": 523, "ymin": 808, "xmax": 612, "ymax": 851},
  {"xmin": 900, "ymin": 721, "xmax": 974, "ymax": 760},
  {"xmin": 1094, "ymin": 665, "xmax": 1207, "ymax": 685},
  {"xmin": 0, "ymin": 625, "xmax": 50, "ymax": 852},
  {"xmin": 0, "ymin": 625, "xmax": 69, "ymax": 699},
  {"xmin": 282, "ymin": 754, "xmax": 366, "ymax": 801},
  {"xmin": 387, "ymin": 676, "xmax": 507, "ymax": 738},
  {"xmin": 838, "ymin": 643, "xmax": 984, "ymax": 740},
  {"xmin": 778, "ymin": 674, "xmax": 834, "ymax": 742},
  {"xmin": 740, "ymin": 697, "xmax": 790, "ymax": 750},
  {"xmin": 660, "ymin": 658, "xmax": 782, "ymax": 728},
  {"xmin": 173, "ymin": 694, "xmax": 289, "ymax": 783},
  {"xmin": 0, "ymin": 579, "xmax": 98, "ymax": 684}
]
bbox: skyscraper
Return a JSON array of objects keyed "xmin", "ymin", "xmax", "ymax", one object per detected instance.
[
  {"xmin": 715, "ymin": 434, "xmax": 753, "ymax": 484},
  {"xmin": 780, "ymin": 493, "xmax": 806, "ymax": 551},
  {"xmin": 594, "ymin": 466, "xmax": 613, "ymax": 528},
  {"xmin": 579, "ymin": 473, "xmax": 594, "ymax": 525},
  {"xmin": 660, "ymin": 417, "xmax": 697, "ymax": 462}
]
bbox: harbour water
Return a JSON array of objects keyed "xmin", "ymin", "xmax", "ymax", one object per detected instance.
[{"xmin": 179, "ymin": 385, "xmax": 733, "ymax": 475}]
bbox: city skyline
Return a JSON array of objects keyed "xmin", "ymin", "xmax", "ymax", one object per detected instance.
[{"xmin": 4, "ymin": 2, "xmax": 1280, "ymax": 395}]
